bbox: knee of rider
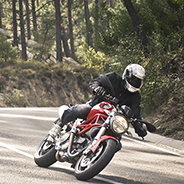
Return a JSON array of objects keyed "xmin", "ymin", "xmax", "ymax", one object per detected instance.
[{"xmin": 61, "ymin": 108, "xmax": 75, "ymax": 125}]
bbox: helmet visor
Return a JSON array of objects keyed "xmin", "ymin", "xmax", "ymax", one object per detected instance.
[{"xmin": 127, "ymin": 75, "xmax": 142, "ymax": 88}]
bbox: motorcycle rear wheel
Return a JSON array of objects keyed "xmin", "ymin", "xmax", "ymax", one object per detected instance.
[
  {"xmin": 34, "ymin": 135, "xmax": 57, "ymax": 167},
  {"xmin": 74, "ymin": 139, "xmax": 117, "ymax": 181}
]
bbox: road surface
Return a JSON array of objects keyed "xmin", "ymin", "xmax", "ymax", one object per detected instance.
[{"xmin": 0, "ymin": 107, "xmax": 184, "ymax": 184}]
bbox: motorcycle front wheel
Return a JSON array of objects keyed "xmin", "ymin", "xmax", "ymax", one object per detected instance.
[
  {"xmin": 74, "ymin": 138, "xmax": 117, "ymax": 181},
  {"xmin": 34, "ymin": 135, "xmax": 57, "ymax": 167}
]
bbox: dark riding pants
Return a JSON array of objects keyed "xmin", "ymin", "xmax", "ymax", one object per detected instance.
[{"xmin": 60, "ymin": 104, "xmax": 92, "ymax": 126}]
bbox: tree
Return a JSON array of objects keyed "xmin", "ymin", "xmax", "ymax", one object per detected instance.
[
  {"xmin": 61, "ymin": 15, "xmax": 71, "ymax": 57},
  {"xmin": 31, "ymin": 0, "xmax": 37, "ymax": 41},
  {"xmin": 0, "ymin": 2, "xmax": 2, "ymax": 28},
  {"xmin": 182, "ymin": 0, "xmax": 184, "ymax": 51},
  {"xmin": 182, "ymin": 0, "xmax": 184, "ymax": 59},
  {"xmin": 93, "ymin": 0, "xmax": 99, "ymax": 51},
  {"xmin": 122, "ymin": 0, "xmax": 149, "ymax": 54},
  {"xmin": 19, "ymin": 0, "xmax": 27, "ymax": 60},
  {"xmin": 24, "ymin": 0, "xmax": 31, "ymax": 40},
  {"xmin": 12, "ymin": 0, "xmax": 18, "ymax": 47},
  {"xmin": 54, "ymin": 0, "xmax": 62, "ymax": 62},
  {"xmin": 84, "ymin": 0, "xmax": 93, "ymax": 47},
  {"xmin": 109, "ymin": 0, "xmax": 113, "ymax": 8},
  {"xmin": 68, "ymin": 0, "xmax": 75, "ymax": 59},
  {"xmin": 182, "ymin": 0, "xmax": 184, "ymax": 28}
]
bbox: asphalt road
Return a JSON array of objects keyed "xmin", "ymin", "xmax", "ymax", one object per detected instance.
[{"xmin": 0, "ymin": 107, "xmax": 184, "ymax": 184}]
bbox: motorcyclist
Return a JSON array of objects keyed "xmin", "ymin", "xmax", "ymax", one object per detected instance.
[{"xmin": 49, "ymin": 64, "xmax": 147, "ymax": 139}]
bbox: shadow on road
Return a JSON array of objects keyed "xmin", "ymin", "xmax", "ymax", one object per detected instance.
[{"xmin": 47, "ymin": 166, "xmax": 146, "ymax": 184}]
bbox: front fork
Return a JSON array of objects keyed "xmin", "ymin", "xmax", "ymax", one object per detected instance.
[{"xmin": 67, "ymin": 119, "xmax": 84, "ymax": 158}]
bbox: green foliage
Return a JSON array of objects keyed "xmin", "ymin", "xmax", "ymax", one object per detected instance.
[
  {"xmin": 0, "ymin": 35, "xmax": 17, "ymax": 64},
  {"xmin": 92, "ymin": 1, "xmax": 134, "ymax": 53},
  {"xmin": 134, "ymin": 0, "xmax": 183, "ymax": 50},
  {"xmin": 140, "ymin": 35, "xmax": 184, "ymax": 117},
  {"xmin": 30, "ymin": 2, "xmax": 55, "ymax": 60},
  {"xmin": 76, "ymin": 44, "xmax": 108, "ymax": 71},
  {"xmin": 8, "ymin": 89, "xmax": 27, "ymax": 107},
  {"xmin": 105, "ymin": 35, "xmax": 146, "ymax": 73}
]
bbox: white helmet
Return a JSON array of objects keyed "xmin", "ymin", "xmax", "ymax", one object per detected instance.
[{"xmin": 122, "ymin": 64, "xmax": 145, "ymax": 93}]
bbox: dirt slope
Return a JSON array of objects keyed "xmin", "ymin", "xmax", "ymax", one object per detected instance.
[{"xmin": 0, "ymin": 61, "xmax": 99, "ymax": 107}]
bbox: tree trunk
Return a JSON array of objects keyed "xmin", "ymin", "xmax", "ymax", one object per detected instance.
[
  {"xmin": 0, "ymin": 2, "xmax": 2, "ymax": 28},
  {"xmin": 54, "ymin": 0, "xmax": 63, "ymax": 62},
  {"xmin": 19, "ymin": 0, "xmax": 27, "ymax": 61},
  {"xmin": 123, "ymin": 0, "xmax": 149, "ymax": 54},
  {"xmin": 68, "ymin": 0, "xmax": 75, "ymax": 59},
  {"xmin": 84, "ymin": 0, "xmax": 93, "ymax": 47},
  {"xmin": 31, "ymin": 0, "xmax": 38, "ymax": 41},
  {"xmin": 24, "ymin": 0, "xmax": 31, "ymax": 40},
  {"xmin": 94, "ymin": 0, "xmax": 99, "ymax": 51},
  {"xmin": 61, "ymin": 16, "xmax": 71, "ymax": 57},
  {"xmin": 12, "ymin": 0, "xmax": 18, "ymax": 47},
  {"xmin": 182, "ymin": 0, "xmax": 184, "ymax": 28},
  {"xmin": 182, "ymin": 0, "xmax": 184, "ymax": 57},
  {"xmin": 109, "ymin": 0, "xmax": 113, "ymax": 8}
]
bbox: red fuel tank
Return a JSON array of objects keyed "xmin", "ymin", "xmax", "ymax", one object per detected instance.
[{"xmin": 87, "ymin": 101, "xmax": 114, "ymax": 119}]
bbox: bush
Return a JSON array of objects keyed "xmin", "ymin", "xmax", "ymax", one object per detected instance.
[
  {"xmin": 76, "ymin": 44, "xmax": 108, "ymax": 71},
  {"xmin": 8, "ymin": 89, "xmax": 27, "ymax": 107},
  {"xmin": 0, "ymin": 35, "xmax": 18, "ymax": 64}
]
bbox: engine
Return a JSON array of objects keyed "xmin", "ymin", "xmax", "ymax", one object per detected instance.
[{"xmin": 55, "ymin": 133, "xmax": 87, "ymax": 162}]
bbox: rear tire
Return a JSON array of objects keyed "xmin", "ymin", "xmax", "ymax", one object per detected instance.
[
  {"xmin": 34, "ymin": 135, "xmax": 57, "ymax": 167},
  {"xmin": 74, "ymin": 139, "xmax": 117, "ymax": 181}
]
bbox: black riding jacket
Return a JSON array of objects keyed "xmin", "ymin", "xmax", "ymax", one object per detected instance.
[{"xmin": 89, "ymin": 72, "xmax": 142, "ymax": 119}]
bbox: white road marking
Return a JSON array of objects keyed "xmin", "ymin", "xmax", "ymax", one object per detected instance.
[
  {"xmin": 0, "ymin": 107, "xmax": 57, "ymax": 111},
  {"xmin": 0, "ymin": 113, "xmax": 56, "ymax": 121},
  {"xmin": 0, "ymin": 120, "xmax": 7, "ymax": 123},
  {"xmin": 0, "ymin": 141, "xmax": 34, "ymax": 159}
]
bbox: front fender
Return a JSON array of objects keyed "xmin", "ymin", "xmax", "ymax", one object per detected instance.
[{"xmin": 91, "ymin": 135, "xmax": 119, "ymax": 153}]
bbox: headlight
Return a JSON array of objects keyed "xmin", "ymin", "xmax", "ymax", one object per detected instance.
[{"xmin": 111, "ymin": 115, "xmax": 129, "ymax": 135}]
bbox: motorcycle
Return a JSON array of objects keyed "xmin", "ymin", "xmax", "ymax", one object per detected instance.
[{"xmin": 34, "ymin": 94, "xmax": 156, "ymax": 181}]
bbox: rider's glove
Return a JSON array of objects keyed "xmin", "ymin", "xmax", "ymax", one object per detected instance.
[
  {"xmin": 131, "ymin": 119, "xmax": 147, "ymax": 138},
  {"xmin": 93, "ymin": 86, "xmax": 105, "ymax": 96}
]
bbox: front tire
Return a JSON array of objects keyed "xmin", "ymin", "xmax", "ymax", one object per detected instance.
[
  {"xmin": 74, "ymin": 139, "xmax": 117, "ymax": 181},
  {"xmin": 34, "ymin": 135, "xmax": 57, "ymax": 167}
]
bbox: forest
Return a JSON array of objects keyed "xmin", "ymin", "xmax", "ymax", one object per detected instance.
[{"xmin": 0, "ymin": 0, "xmax": 184, "ymax": 139}]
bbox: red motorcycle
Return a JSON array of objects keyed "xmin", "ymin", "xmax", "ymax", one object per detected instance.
[{"xmin": 34, "ymin": 95, "xmax": 155, "ymax": 181}]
